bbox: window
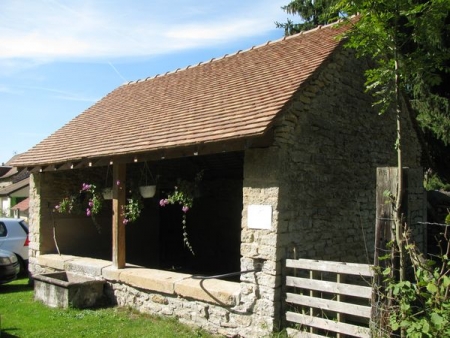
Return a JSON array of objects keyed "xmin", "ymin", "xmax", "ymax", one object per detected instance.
[{"xmin": 0, "ymin": 222, "xmax": 7, "ymax": 237}]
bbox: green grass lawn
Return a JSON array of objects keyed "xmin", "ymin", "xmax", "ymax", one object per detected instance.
[{"xmin": 0, "ymin": 277, "xmax": 218, "ymax": 338}]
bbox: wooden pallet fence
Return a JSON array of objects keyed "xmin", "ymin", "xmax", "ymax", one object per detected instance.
[{"xmin": 285, "ymin": 258, "xmax": 374, "ymax": 338}]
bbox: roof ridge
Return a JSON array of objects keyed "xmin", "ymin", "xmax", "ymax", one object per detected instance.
[{"xmin": 124, "ymin": 18, "xmax": 350, "ymax": 86}]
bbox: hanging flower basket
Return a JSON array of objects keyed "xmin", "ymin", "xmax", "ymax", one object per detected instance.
[
  {"xmin": 139, "ymin": 185, "xmax": 156, "ymax": 198},
  {"xmin": 139, "ymin": 162, "xmax": 157, "ymax": 198},
  {"xmin": 102, "ymin": 165, "xmax": 113, "ymax": 200},
  {"xmin": 159, "ymin": 170, "xmax": 204, "ymax": 255},
  {"xmin": 102, "ymin": 187, "xmax": 113, "ymax": 200}
]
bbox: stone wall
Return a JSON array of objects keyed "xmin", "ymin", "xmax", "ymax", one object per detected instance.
[
  {"xmin": 239, "ymin": 46, "xmax": 423, "ymax": 333},
  {"xmin": 106, "ymin": 282, "xmax": 255, "ymax": 337},
  {"xmin": 31, "ymin": 254, "xmax": 253, "ymax": 337},
  {"xmin": 273, "ymin": 47, "xmax": 422, "ymax": 262}
]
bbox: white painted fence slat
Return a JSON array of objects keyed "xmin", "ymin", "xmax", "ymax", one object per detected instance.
[
  {"xmin": 286, "ymin": 312, "xmax": 371, "ymax": 338},
  {"xmin": 286, "ymin": 293, "xmax": 372, "ymax": 318},
  {"xmin": 286, "ymin": 258, "xmax": 374, "ymax": 277},
  {"xmin": 286, "ymin": 276, "xmax": 372, "ymax": 298}
]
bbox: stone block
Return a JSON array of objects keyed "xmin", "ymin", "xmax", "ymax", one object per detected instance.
[
  {"xmin": 151, "ymin": 294, "xmax": 169, "ymax": 305},
  {"xmin": 118, "ymin": 268, "xmax": 188, "ymax": 295},
  {"xmin": 34, "ymin": 271, "xmax": 105, "ymax": 309},
  {"xmin": 174, "ymin": 277, "xmax": 240, "ymax": 306},
  {"xmin": 65, "ymin": 257, "xmax": 112, "ymax": 277},
  {"xmin": 36, "ymin": 254, "xmax": 77, "ymax": 271},
  {"xmin": 101, "ymin": 265, "xmax": 121, "ymax": 281}
]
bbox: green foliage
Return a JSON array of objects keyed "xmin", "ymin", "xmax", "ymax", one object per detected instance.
[
  {"xmin": 278, "ymin": 0, "xmax": 450, "ymax": 144},
  {"xmin": 55, "ymin": 183, "xmax": 103, "ymax": 217},
  {"xmin": 276, "ymin": 0, "xmax": 339, "ymax": 35},
  {"xmin": 424, "ymin": 172, "xmax": 450, "ymax": 191},
  {"xmin": 121, "ymin": 192, "xmax": 144, "ymax": 224},
  {"xmin": 385, "ymin": 257, "xmax": 450, "ymax": 337},
  {"xmin": 378, "ymin": 229, "xmax": 450, "ymax": 337},
  {"xmin": 0, "ymin": 278, "xmax": 217, "ymax": 338},
  {"xmin": 383, "ymin": 189, "xmax": 396, "ymax": 204},
  {"xmin": 335, "ymin": 0, "xmax": 450, "ymax": 143}
]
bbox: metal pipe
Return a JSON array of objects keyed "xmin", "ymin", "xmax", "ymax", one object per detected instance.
[{"xmin": 191, "ymin": 268, "xmax": 260, "ymax": 280}]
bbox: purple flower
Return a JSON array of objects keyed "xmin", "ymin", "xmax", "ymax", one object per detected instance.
[
  {"xmin": 81, "ymin": 183, "xmax": 91, "ymax": 191},
  {"xmin": 88, "ymin": 200, "xmax": 94, "ymax": 207},
  {"xmin": 182, "ymin": 206, "xmax": 189, "ymax": 213},
  {"xmin": 86, "ymin": 208, "xmax": 91, "ymax": 217}
]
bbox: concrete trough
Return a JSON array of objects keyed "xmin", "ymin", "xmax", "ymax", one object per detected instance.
[{"xmin": 34, "ymin": 271, "xmax": 106, "ymax": 309}]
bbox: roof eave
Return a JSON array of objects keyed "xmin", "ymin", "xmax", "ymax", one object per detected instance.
[{"xmin": 20, "ymin": 130, "xmax": 274, "ymax": 173}]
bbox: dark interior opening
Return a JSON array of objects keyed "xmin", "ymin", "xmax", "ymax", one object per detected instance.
[
  {"xmin": 125, "ymin": 151, "xmax": 244, "ymax": 280},
  {"xmin": 49, "ymin": 151, "xmax": 244, "ymax": 281}
]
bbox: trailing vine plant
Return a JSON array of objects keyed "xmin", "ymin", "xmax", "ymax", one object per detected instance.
[
  {"xmin": 54, "ymin": 182, "xmax": 103, "ymax": 232},
  {"xmin": 159, "ymin": 171, "xmax": 203, "ymax": 255},
  {"xmin": 121, "ymin": 187, "xmax": 144, "ymax": 224}
]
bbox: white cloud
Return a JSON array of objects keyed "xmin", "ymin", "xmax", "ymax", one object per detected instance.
[{"xmin": 0, "ymin": 0, "xmax": 290, "ymax": 62}]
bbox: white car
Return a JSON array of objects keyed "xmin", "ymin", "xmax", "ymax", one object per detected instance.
[
  {"xmin": 0, "ymin": 249, "xmax": 20, "ymax": 284},
  {"xmin": 0, "ymin": 218, "xmax": 29, "ymax": 274}
]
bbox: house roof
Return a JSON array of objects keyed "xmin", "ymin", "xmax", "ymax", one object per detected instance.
[
  {"xmin": 0, "ymin": 177, "xmax": 29, "ymax": 196},
  {"xmin": 0, "ymin": 166, "xmax": 13, "ymax": 178},
  {"xmin": 11, "ymin": 21, "xmax": 352, "ymax": 169},
  {"xmin": 11, "ymin": 197, "xmax": 29, "ymax": 211}
]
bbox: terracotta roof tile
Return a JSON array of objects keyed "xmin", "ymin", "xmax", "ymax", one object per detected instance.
[
  {"xmin": 12, "ymin": 21, "xmax": 351, "ymax": 167},
  {"xmin": 11, "ymin": 197, "xmax": 29, "ymax": 211}
]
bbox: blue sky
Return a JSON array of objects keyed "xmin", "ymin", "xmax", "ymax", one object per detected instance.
[{"xmin": 0, "ymin": 0, "xmax": 295, "ymax": 165}]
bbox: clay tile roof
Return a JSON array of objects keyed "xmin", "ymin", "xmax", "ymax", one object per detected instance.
[
  {"xmin": 11, "ymin": 197, "xmax": 29, "ymax": 211},
  {"xmin": 11, "ymin": 21, "xmax": 351, "ymax": 168}
]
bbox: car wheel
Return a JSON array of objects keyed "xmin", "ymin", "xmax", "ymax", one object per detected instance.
[{"xmin": 15, "ymin": 255, "xmax": 28, "ymax": 277}]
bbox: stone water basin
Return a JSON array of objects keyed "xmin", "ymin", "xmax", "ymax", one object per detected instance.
[{"xmin": 34, "ymin": 271, "xmax": 106, "ymax": 308}]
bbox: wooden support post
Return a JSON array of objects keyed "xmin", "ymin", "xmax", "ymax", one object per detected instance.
[
  {"xmin": 374, "ymin": 167, "xmax": 397, "ymax": 326},
  {"xmin": 112, "ymin": 163, "xmax": 126, "ymax": 269}
]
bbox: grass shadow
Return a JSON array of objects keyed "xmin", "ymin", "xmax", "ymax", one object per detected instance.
[
  {"xmin": 0, "ymin": 279, "xmax": 33, "ymax": 294},
  {"xmin": 0, "ymin": 328, "xmax": 21, "ymax": 337}
]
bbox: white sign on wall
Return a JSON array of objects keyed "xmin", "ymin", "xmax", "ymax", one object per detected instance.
[{"xmin": 247, "ymin": 204, "xmax": 272, "ymax": 230}]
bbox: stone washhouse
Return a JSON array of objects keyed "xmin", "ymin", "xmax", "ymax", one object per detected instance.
[{"xmin": 11, "ymin": 21, "xmax": 423, "ymax": 337}]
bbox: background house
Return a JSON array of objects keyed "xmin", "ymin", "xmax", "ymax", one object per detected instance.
[
  {"xmin": 0, "ymin": 155, "xmax": 30, "ymax": 219},
  {"xmin": 11, "ymin": 21, "xmax": 424, "ymax": 337}
]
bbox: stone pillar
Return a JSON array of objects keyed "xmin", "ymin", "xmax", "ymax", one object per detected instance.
[
  {"xmin": 28, "ymin": 172, "xmax": 42, "ymax": 275},
  {"xmin": 239, "ymin": 147, "xmax": 283, "ymax": 337}
]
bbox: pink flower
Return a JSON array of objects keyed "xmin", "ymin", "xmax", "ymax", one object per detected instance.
[
  {"xmin": 88, "ymin": 200, "xmax": 94, "ymax": 207},
  {"xmin": 182, "ymin": 206, "xmax": 189, "ymax": 213},
  {"xmin": 81, "ymin": 183, "xmax": 91, "ymax": 191},
  {"xmin": 123, "ymin": 219, "xmax": 129, "ymax": 225},
  {"xmin": 86, "ymin": 208, "xmax": 91, "ymax": 217},
  {"xmin": 159, "ymin": 199, "xmax": 168, "ymax": 207},
  {"xmin": 116, "ymin": 180, "xmax": 121, "ymax": 186},
  {"xmin": 55, "ymin": 205, "xmax": 60, "ymax": 210}
]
